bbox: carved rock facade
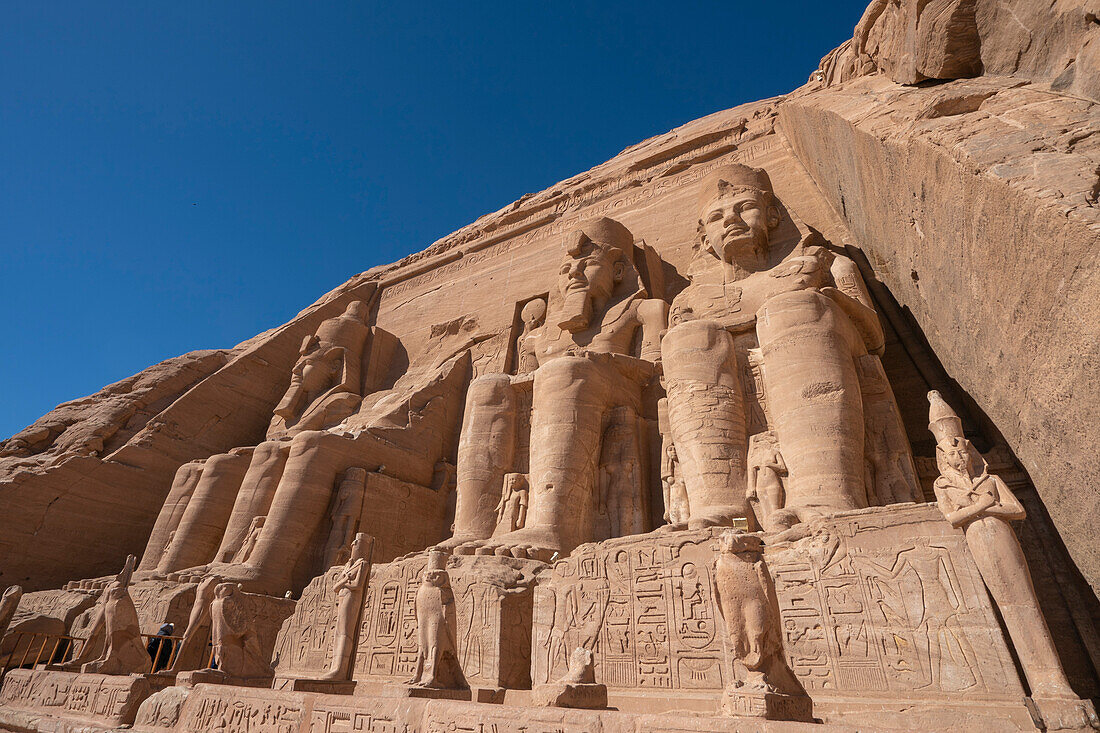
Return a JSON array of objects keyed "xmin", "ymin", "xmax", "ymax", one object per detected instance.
[{"xmin": 3, "ymin": 2, "xmax": 1100, "ymax": 730}]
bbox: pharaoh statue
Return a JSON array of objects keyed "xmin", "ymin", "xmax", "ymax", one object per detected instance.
[
  {"xmin": 663, "ymin": 163, "xmax": 918, "ymax": 531},
  {"xmin": 745, "ymin": 432, "xmax": 787, "ymax": 533},
  {"xmin": 660, "ymin": 441, "xmax": 689, "ymax": 527},
  {"xmin": 928, "ymin": 391, "xmax": 1091, "ymax": 709},
  {"xmin": 440, "ymin": 217, "xmax": 668, "ymax": 560},
  {"xmin": 713, "ymin": 531, "xmax": 805, "ymax": 716},
  {"xmin": 320, "ymin": 533, "xmax": 373, "ymax": 681},
  {"xmin": 0, "ymin": 585, "xmax": 23, "ymax": 641},
  {"xmin": 64, "ymin": 556, "xmax": 149, "ymax": 675},
  {"xmin": 209, "ymin": 583, "xmax": 273, "ymax": 680},
  {"xmin": 409, "ymin": 550, "xmax": 466, "ymax": 689},
  {"xmin": 135, "ymin": 295, "xmax": 471, "ymax": 595}
]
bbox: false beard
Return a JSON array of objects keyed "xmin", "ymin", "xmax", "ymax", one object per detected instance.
[{"xmin": 557, "ymin": 290, "xmax": 593, "ymax": 333}]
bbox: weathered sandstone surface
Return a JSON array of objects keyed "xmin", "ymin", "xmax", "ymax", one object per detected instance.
[{"xmin": 2, "ymin": 1, "xmax": 1099, "ymax": 731}]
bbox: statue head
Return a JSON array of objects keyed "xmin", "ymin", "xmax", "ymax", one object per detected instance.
[
  {"xmin": 697, "ymin": 164, "xmax": 780, "ymax": 265},
  {"xmin": 718, "ymin": 528, "xmax": 763, "ymax": 556},
  {"xmin": 936, "ymin": 436, "xmax": 974, "ymax": 476},
  {"xmin": 348, "ymin": 532, "xmax": 370, "ymax": 562},
  {"xmin": 520, "ymin": 297, "xmax": 547, "ymax": 331},
  {"xmin": 214, "ymin": 583, "xmax": 238, "ymax": 600},
  {"xmin": 556, "ymin": 217, "xmax": 636, "ymax": 333},
  {"xmin": 343, "ymin": 300, "xmax": 369, "ymax": 322}
]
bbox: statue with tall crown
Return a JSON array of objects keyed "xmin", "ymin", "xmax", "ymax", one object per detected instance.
[{"xmin": 927, "ymin": 391, "xmax": 1097, "ymax": 727}]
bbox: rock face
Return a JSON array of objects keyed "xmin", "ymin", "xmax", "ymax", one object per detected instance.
[{"xmin": 2, "ymin": 2, "xmax": 1100, "ymax": 731}]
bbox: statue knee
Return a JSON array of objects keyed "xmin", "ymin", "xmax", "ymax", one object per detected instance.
[
  {"xmin": 662, "ymin": 320, "xmax": 736, "ymax": 383},
  {"xmin": 287, "ymin": 430, "xmax": 328, "ymax": 461},
  {"xmin": 535, "ymin": 355, "xmax": 598, "ymax": 386},
  {"xmin": 465, "ymin": 373, "xmax": 514, "ymax": 409}
]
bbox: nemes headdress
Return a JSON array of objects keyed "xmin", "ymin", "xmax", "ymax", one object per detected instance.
[{"xmin": 698, "ymin": 164, "xmax": 775, "ymax": 210}]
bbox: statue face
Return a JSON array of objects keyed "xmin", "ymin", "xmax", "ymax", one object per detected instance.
[
  {"xmin": 942, "ymin": 443, "xmax": 971, "ymax": 474},
  {"xmin": 556, "ymin": 236, "xmax": 625, "ymax": 332},
  {"xmin": 701, "ymin": 188, "xmax": 774, "ymax": 263},
  {"xmin": 558, "ymin": 239, "xmax": 621, "ymax": 304}
]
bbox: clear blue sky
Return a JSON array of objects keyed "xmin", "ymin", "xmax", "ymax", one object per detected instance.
[{"xmin": 1, "ymin": 1, "xmax": 866, "ymax": 439}]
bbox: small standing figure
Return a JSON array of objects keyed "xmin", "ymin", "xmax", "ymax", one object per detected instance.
[
  {"xmin": 515, "ymin": 297, "xmax": 547, "ymax": 375},
  {"xmin": 928, "ymin": 391, "xmax": 1097, "ymax": 726},
  {"xmin": 494, "ymin": 473, "xmax": 529, "ymax": 535},
  {"xmin": 320, "ymin": 533, "xmax": 373, "ymax": 681},
  {"xmin": 0, "ymin": 585, "xmax": 22, "ymax": 640},
  {"xmin": 746, "ymin": 432, "xmax": 788, "ymax": 533},
  {"xmin": 661, "ymin": 442, "xmax": 690, "ymax": 528},
  {"xmin": 713, "ymin": 531, "xmax": 808, "ymax": 720},
  {"xmin": 210, "ymin": 583, "xmax": 272, "ymax": 680},
  {"xmin": 409, "ymin": 550, "xmax": 466, "ymax": 689},
  {"xmin": 322, "ymin": 468, "xmax": 367, "ymax": 569},
  {"xmin": 231, "ymin": 517, "xmax": 265, "ymax": 564}
]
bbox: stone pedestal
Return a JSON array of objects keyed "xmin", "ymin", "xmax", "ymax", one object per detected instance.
[
  {"xmin": 532, "ymin": 681, "xmax": 608, "ymax": 709},
  {"xmin": 272, "ymin": 676, "xmax": 357, "ymax": 695},
  {"xmin": 176, "ymin": 668, "xmax": 272, "ymax": 689},
  {"xmin": 721, "ymin": 686, "xmax": 813, "ymax": 721},
  {"xmin": 1028, "ymin": 696, "xmax": 1100, "ymax": 732}
]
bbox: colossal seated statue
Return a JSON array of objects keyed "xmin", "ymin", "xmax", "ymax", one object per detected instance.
[
  {"xmin": 440, "ymin": 217, "xmax": 668, "ymax": 560},
  {"xmin": 663, "ymin": 164, "xmax": 919, "ymax": 532},
  {"xmin": 135, "ymin": 299, "xmax": 473, "ymax": 595}
]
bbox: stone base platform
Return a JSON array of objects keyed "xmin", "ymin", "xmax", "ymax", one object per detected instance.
[
  {"xmin": 0, "ymin": 675, "xmax": 1071, "ymax": 732},
  {"xmin": 0, "ymin": 668, "xmax": 169, "ymax": 730}
]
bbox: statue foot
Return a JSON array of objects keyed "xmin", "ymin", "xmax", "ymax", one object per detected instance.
[
  {"xmin": 453, "ymin": 527, "xmax": 564, "ymax": 562},
  {"xmin": 432, "ymin": 533, "xmax": 491, "ymax": 553},
  {"xmin": 687, "ymin": 506, "xmax": 746, "ymax": 530}
]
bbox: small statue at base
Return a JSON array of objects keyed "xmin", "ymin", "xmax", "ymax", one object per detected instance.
[
  {"xmin": 533, "ymin": 647, "xmax": 609, "ymax": 709},
  {"xmin": 713, "ymin": 531, "xmax": 810, "ymax": 720},
  {"xmin": 409, "ymin": 550, "xmax": 466, "ymax": 689},
  {"xmin": 77, "ymin": 555, "xmax": 150, "ymax": 676},
  {"xmin": 319, "ymin": 533, "xmax": 373, "ymax": 681},
  {"xmin": 928, "ymin": 391, "xmax": 1097, "ymax": 729},
  {"xmin": 209, "ymin": 583, "xmax": 273, "ymax": 680}
]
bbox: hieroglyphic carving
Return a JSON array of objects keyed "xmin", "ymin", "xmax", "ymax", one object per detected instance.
[
  {"xmin": 766, "ymin": 504, "xmax": 1021, "ymax": 700},
  {"xmin": 273, "ymin": 567, "xmax": 342, "ymax": 678},
  {"xmin": 182, "ymin": 693, "xmax": 302, "ymax": 733},
  {"xmin": 355, "ymin": 554, "xmax": 537, "ymax": 689},
  {"xmin": 534, "ymin": 506, "xmax": 1029, "ymax": 708},
  {"xmin": 533, "ymin": 532, "xmax": 724, "ymax": 692},
  {"xmin": 0, "ymin": 670, "xmax": 154, "ymax": 727}
]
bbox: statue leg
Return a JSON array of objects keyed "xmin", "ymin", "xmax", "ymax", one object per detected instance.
[
  {"xmin": 437, "ymin": 374, "xmax": 517, "ymax": 551},
  {"xmin": 156, "ymin": 448, "xmax": 254, "ymax": 574},
  {"xmin": 214, "ymin": 440, "xmax": 292, "ymax": 562},
  {"xmin": 138, "ymin": 460, "xmax": 205, "ymax": 572},
  {"xmin": 968, "ymin": 519, "xmax": 1077, "ymax": 699},
  {"xmin": 756, "ymin": 290, "xmax": 868, "ymax": 515},
  {"xmin": 662, "ymin": 320, "xmax": 748, "ymax": 528},
  {"xmin": 460, "ymin": 356, "xmax": 609, "ymax": 560}
]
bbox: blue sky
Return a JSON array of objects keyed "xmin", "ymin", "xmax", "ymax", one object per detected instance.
[{"xmin": 1, "ymin": 1, "xmax": 867, "ymax": 438}]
